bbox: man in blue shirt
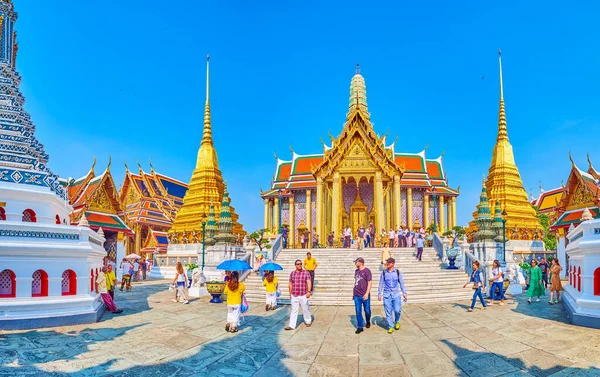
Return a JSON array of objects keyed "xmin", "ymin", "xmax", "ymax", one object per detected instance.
[
  {"xmin": 378, "ymin": 257, "xmax": 407, "ymax": 334},
  {"xmin": 415, "ymin": 234, "xmax": 425, "ymax": 261}
]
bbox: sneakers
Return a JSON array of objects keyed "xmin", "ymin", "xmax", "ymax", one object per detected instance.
[
  {"xmin": 355, "ymin": 328, "xmax": 364, "ymax": 334},
  {"xmin": 554, "ymin": 300, "xmax": 559, "ymax": 304},
  {"xmin": 183, "ymin": 300, "xmax": 189, "ymax": 304},
  {"xmin": 488, "ymin": 302, "xmax": 494, "ymax": 306},
  {"xmin": 112, "ymin": 309, "xmax": 123, "ymax": 314},
  {"xmin": 171, "ymin": 299, "xmax": 178, "ymax": 303},
  {"xmin": 536, "ymin": 298, "xmax": 541, "ymax": 302},
  {"xmin": 387, "ymin": 328, "xmax": 394, "ymax": 334},
  {"xmin": 527, "ymin": 299, "xmax": 532, "ymax": 304},
  {"xmin": 467, "ymin": 308, "xmax": 473, "ymax": 312},
  {"xmin": 394, "ymin": 322, "xmax": 400, "ymax": 330},
  {"xmin": 549, "ymin": 300, "xmax": 554, "ymax": 305}
]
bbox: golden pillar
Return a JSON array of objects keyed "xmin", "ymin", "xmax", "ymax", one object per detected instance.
[
  {"xmin": 385, "ymin": 189, "xmax": 391, "ymax": 229},
  {"xmin": 268, "ymin": 199, "xmax": 274, "ymax": 231},
  {"xmin": 135, "ymin": 223, "xmax": 142, "ymax": 255},
  {"xmin": 447, "ymin": 197, "xmax": 453, "ymax": 229},
  {"xmin": 452, "ymin": 196, "xmax": 457, "ymax": 229},
  {"xmin": 306, "ymin": 189, "xmax": 312, "ymax": 248},
  {"xmin": 273, "ymin": 197, "xmax": 280, "ymax": 234},
  {"xmin": 375, "ymin": 172, "xmax": 384, "ymax": 232},
  {"xmin": 439, "ymin": 196, "xmax": 445, "ymax": 233},
  {"xmin": 263, "ymin": 198, "xmax": 269, "ymax": 230},
  {"xmin": 289, "ymin": 195, "xmax": 295, "ymax": 248},
  {"xmin": 423, "ymin": 194, "xmax": 429, "ymax": 229},
  {"xmin": 407, "ymin": 188, "xmax": 413, "ymax": 228},
  {"xmin": 332, "ymin": 173, "xmax": 341, "ymax": 237},
  {"xmin": 316, "ymin": 177, "xmax": 324, "ymax": 246},
  {"xmin": 393, "ymin": 175, "xmax": 401, "ymax": 228}
]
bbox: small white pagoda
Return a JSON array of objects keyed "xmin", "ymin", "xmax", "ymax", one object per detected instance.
[
  {"xmin": 563, "ymin": 208, "xmax": 600, "ymax": 329},
  {"xmin": 0, "ymin": 0, "xmax": 106, "ymax": 330}
]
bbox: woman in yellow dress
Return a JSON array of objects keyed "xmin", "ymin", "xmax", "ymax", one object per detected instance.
[
  {"xmin": 263, "ymin": 270, "xmax": 278, "ymax": 311},
  {"xmin": 223, "ymin": 271, "xmax": 245, "ymax": 332},
  {"xmin": 549, "ymin": 258, "xmax": 563, "ymax": 305}
]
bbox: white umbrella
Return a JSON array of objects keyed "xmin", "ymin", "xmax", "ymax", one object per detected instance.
[{"xmin": 125, "ymin": 253, "xmax": 141, "ymax": 259}]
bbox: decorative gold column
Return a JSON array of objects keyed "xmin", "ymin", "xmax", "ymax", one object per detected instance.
[
  {"xmin": 267, "ymin": 199, "xmax": 273, "ymax": 231},
  {"xmin": 135, "ymin": 223, "xmax": 142, "ymax": 255},
  {"xmin": 289, "ymin": 195, "xmax": 295, "ymax": 248},
  {"xmin": 263, "ymin": 198, "xmax": 269, "ymax": 230},
  {"xmin": 452, "ymin": 197, "xmax": 457, "ymax": 229},
  {"xmin": 385, "ymin": 189, "xmax": 391, "ymax": 229},
  {"xmin": 316, "ymin": 177, "xmax": 324, "ymax": 246},
  {"xmin": 439, "ymin": 196, "xmax": 445, "ymax": 233},
  {"xmin": 393, "ymin": 175, "xmax": 401, "ymax": 228},
  {"xmin": 332, "ymin": 173, "xmax": 341, "ymax": 238},
  {"xmin": 375, "ymin": 172, "xmax": 384, "ymax": 232},
  {"xmin": 306, "ymin": 189, "xmax": 312, "ymax": 248},
  {"xmin": 447, "ymin": 197, "xmax": 453, "ymax": 229},
  {"xmin": 273, "ymin": 197, "xmax": 280, "ymax": 234},
  {"xmin": 423, "ymin": 194, "xmax": 429, "ymax": 229},
  {"xmin": 407, "ymin": 188, "xmax": 413, "ymax": 228}
]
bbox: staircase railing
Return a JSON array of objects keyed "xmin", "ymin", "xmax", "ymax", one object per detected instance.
[
  {"xmin": 268, "ymin": 234, "xmax": 283, "ymax": 262},
  {"xmin": 464, "ymin": 250, "xmax": 488, "ymax": 289},
  {"xmin": 433, "ymin": 233, "xmax": 446, "ymax": 263},
  {"xmin": 239, "ymin": 251, "xmax": 253, "ymax": 281}
]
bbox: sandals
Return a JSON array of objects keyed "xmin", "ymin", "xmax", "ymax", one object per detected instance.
[{"xmin": 225, "ymin": 323, "xmax": 230, "ymax": 332}]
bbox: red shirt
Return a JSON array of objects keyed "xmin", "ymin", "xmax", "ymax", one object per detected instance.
[{"xmin": 289, "ymin": 270, "xmax": 311, "ymax": 297}]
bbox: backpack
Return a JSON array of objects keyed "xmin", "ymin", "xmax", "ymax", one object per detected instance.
[{"xmin": 384, "ymin": 269, "xmax": 401, "ymax": 284}]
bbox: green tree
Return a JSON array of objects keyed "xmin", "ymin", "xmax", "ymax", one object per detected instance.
[{"xmin": 535, "ymin": 212, "xmax": 557, "ymax": 251}]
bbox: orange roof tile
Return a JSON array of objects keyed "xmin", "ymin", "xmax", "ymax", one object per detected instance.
[{"xmin": 395, "ymin": 155, "xmax": 426, "ymax": 173}]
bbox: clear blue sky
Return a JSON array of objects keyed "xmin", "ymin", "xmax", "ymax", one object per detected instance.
[{"xmin": 16, "ymin": 0, "xmax": 600, "ymax": 231}]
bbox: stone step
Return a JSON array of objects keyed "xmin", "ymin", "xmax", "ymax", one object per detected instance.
[{"xmin": 244, "ymin": 291, "xmax": 474, "ymax": 305}]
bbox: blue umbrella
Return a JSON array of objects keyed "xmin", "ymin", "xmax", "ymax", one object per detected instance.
[
  {"xmin": 259, "ymin": 262, "xmax": 283, "ymax": 271},
  {"xmin": 216, "ymin": 259, "xmax": 252, "ymax": 271}
]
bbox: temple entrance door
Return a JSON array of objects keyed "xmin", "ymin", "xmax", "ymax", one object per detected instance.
[{"xmin": 349, "ymin": 187, "xmax": 368, "ymax": 232}]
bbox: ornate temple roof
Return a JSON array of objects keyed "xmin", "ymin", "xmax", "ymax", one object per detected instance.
[
  {"xmin": 141, "ymin": 229, "xmax": 168, "ymax": 254},
  {"xmin": 0, "ymin": 0, "xmax": 66, "ymax": 200},
  {"xmin": 262, "ymin": 68, "xmax": 458, "ymax": 198},
  {"xmin": 531, "ymin": 186, "xmax": 564, "ymax": 214}
]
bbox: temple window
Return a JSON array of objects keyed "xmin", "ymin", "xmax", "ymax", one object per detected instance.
[
  {"xmin": 0, "ymin": 269, "xmax": 16, "ymax": 298},
  {"xmin": 32, "ymin": 270, "xmax": 48, "ymax": 297},
  {"xmin": 0, "ymin": 207, "xmax": 5, "ymax": 220},
  {"xmin": 62, "ymin": 270, "xmax": 77, "ymax": 296},
  {"xmin": 594, "ymin": 268, "xmax": 600, "ymax": 296},
  {"xmin": 55, "ymin": 215, "xmax": 61, "ymax": 224},
  {"xmin": 22, "ymin": 209, "xmax": 36, "ymax": 222}
]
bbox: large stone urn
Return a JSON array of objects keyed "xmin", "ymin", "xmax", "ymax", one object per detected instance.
[{"xmin": 206, "ymin": 281, "xmax": 226, "ymax": 303}]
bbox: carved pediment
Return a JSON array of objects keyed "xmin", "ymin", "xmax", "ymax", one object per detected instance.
[
  {"xmin": 89, "ymin": 186, "xmax": 117, "ymax": 214},
  {"xmin": 568, "ymin": 182, "xmax": 595, "ymax": 209}
]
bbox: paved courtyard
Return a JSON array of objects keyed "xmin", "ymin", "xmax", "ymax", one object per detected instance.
[{"xmin": 1, "ymin": 280, "xmax": 600, "ymax": 377}]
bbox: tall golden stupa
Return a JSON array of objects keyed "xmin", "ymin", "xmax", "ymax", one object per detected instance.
[
  {"xmin": 169, "ymin": 56, "xmax": 243, "ymax": 239},
  {"xmin": 469, "ymin": 51, "xmax": 543, "ymax": 241}
]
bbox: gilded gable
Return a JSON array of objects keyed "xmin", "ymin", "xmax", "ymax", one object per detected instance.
[{"xmin": 89, "ymin": 186, "xmax": 117, "ymax": 213}]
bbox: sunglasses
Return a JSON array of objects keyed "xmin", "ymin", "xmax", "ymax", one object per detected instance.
[{"xmin": 295, "ymin": 263, "xmax": 302, "ymax": 265}]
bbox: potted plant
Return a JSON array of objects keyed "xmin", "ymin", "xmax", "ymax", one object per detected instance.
[
  {"xmin": 185, "ymin": 263, "xmax": 199, "ymax": 280},
  {"xmin": 207, "ymin": 280, "xmax": 226, "ymax": 303}
]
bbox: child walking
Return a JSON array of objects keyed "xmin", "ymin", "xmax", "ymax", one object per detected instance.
[
  {"xmin": 171, "ymin": 262, "xmax": 189, "ymax": 304},
  {"xmin": 224, "ymin": 271, "xmax": 245, "ymax": 332},
  {"xmin": 463, "ymin": 261, "xmax": 487, "ymax": 312},
  {"xmin": 263, "ymin": 270, "xmax": 278, "ymax": 311}
]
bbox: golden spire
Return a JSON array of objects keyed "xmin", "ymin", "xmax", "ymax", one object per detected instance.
[
  {"xmin": 497, "ymin": 49, "xmax": 508, "ymax": 142},
  {"xmin": 468, "ymin": 50, "xmax": 542, "ymax": 238},
  {"xmin": 195, "ymin": 54, "xmax": 219, "ymax": 170},
  {"xmin": 347, "ymin": 63, "xmax": 370, "ymax": 121}
]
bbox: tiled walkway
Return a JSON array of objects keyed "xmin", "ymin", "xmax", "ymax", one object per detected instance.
[{"xmin": 1, "ymin": 280, "xmax": 599, "ymax": 376}]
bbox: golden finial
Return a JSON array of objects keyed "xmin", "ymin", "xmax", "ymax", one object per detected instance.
[
  {"xmin": 587, "ymin": 152, "xmax": 594, "ymax": 170},
  {"xmin": 457, "ymin": 185, "xmax": 461, "ymax": 193},
  {"xmin": 568, "ymin": 151, "xmax": 575, "ymax": 167},
  {"xmin": 328, "ymin": 130, "xmax": 335, "ymax": 143},
  {"xmin": 107, "ymin": 155, "xmax": 112, "ymax": 171},
  {"xmin": 356, "ymin": 62, "xmax": 360, "ymax": 74},
  {"xmin": 91, "ymin": 156, "xmax": 96, "ymax": 172},
  {"xmin": 149, "ymin": 157, "xmax": 154, "ymax": 173},
  {"xmin": 201, "ymin": 54, "xmax": 213, "ymax": 146},
  {"xmin": 124, "ymin": 158, "xmax": 129, "ymax": 172},
  {"xmin": 137, "ymin": 159, "xmax": 143, "ymax": 173},
  {"xmin": 561, "ymin": 180, "xmax": 565, "ymax": 189},
  {"xmin": 497, "ymin": 49, "xmax": 508, "ymax": 142},
  {"xmin": 538, "ymin": 180, "xmax": 543, "ymax": 192}
]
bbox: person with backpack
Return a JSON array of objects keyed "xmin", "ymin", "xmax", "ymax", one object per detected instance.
[
  {"xmin": 378, "ymin": 257, "xmax": 407, "ymax": 334},
  {"xmin": 489, "ymin": 260, "xmax": 505, "ymax": 305},
  {"xmin": 224, "ymin": 271, "xmax": 245, "ymax": 332},
  {"xmin": 463, "ymin": 261, "xmax": 487, "ymax": 312},
  {"xmin": 263, "ymin": 270, "xmax": 278, "ymax": 311}
]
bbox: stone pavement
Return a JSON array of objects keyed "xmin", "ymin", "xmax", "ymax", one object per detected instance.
[{"xmin": 1, "ymin": 280, "xmax": 600, "ymax": 377}]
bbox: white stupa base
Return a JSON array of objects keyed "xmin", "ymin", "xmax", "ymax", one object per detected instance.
[{"xmin": 188, "ymin": 286, "xmax": 210, "ymax": 298}]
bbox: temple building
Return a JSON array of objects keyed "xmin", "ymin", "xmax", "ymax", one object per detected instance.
[
  {"xmin": 468, "ymin": 51, "xmax": 543, "ymax": 242},
  {"xmin": 531, "ymin": 155, "xmax": 600, "ymax": 276},
  {"xmin": 59, "ymin": 158, "xmax": 131, "ymax": 264},
  {"xmin": 118, "ymin": 162, "xmax": 188, "ymax": 258},
  {"xmin": 167, "ymin": 56, "xmax": 244, "ymax": 244},
  {"xmin": 0, "ymin": 0, "xmax": 105, "ymax": 329},
  {"xmin": 261, "ymin": 66, "xmax": 459, "ymax": 247}
]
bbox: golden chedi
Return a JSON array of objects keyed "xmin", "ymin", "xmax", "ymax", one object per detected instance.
[{"xmin": 469, "ymin": 51, "xmax": 543, "ymax": 241}]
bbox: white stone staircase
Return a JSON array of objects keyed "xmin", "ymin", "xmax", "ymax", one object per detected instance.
[{"xmin": 243, "ymin": 247, "xmax": 474, "ymax": 306}]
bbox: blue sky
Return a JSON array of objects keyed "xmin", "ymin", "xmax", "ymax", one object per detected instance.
[{"xmin": 16, "ymin": 0, "xmax": 600, "ymax": 231}]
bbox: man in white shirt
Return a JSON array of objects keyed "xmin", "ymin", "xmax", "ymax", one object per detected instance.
[
  {"xmin": 132, "ymin": 260, "xmax": 140, "ymax": 282},
  {"xmin": 388, "ymin": 228, "xmax": 396, "ymax": 248},
  {"xmin": 120, "ymin": 258, "xmax": 132, "ymax": 291}
]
